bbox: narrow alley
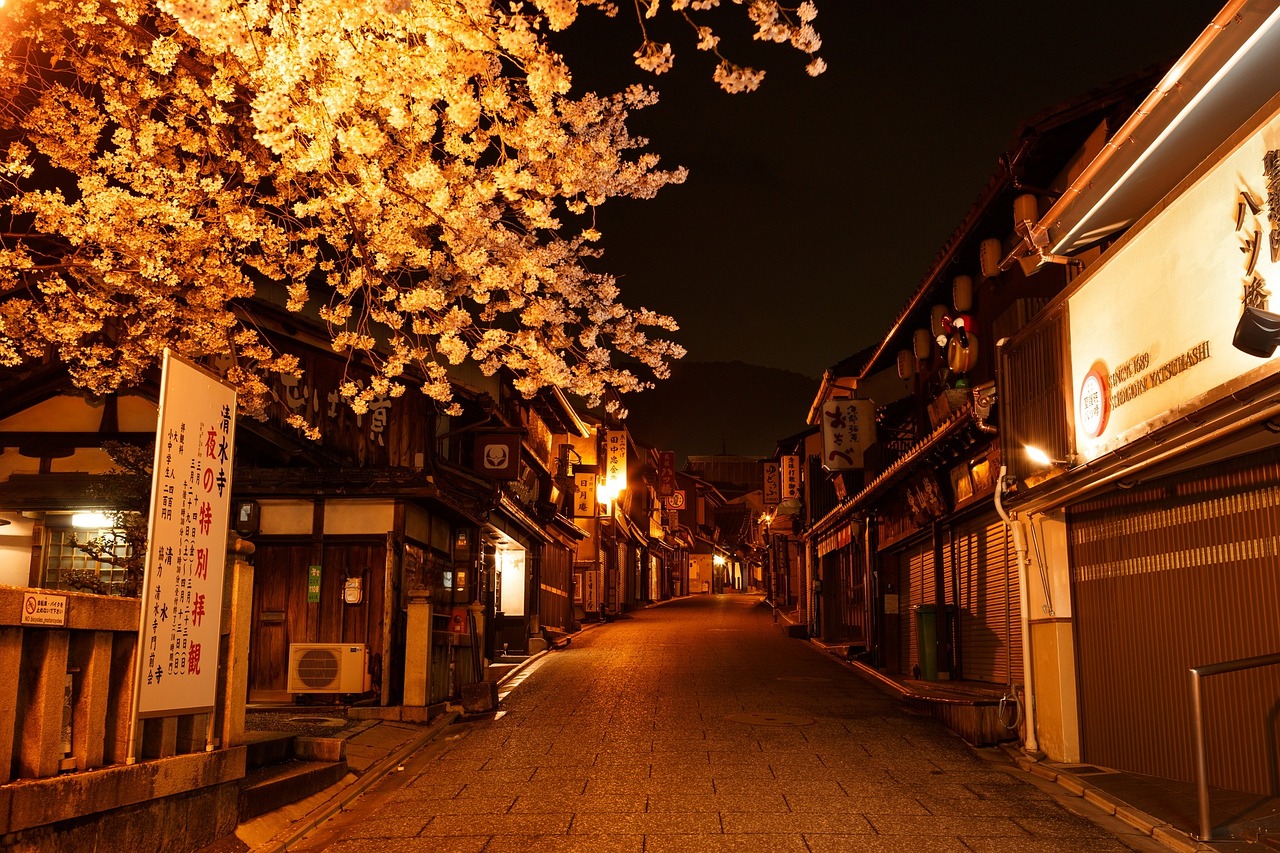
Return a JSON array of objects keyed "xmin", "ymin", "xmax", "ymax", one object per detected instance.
[{"xmin": 289, "ymin": 594, "xmax": 1148, "ymax": 853}]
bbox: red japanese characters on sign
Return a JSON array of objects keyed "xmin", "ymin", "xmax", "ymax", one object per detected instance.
[
  {"xmin": 133, "ymin": 351, "xmax": 236, "ymax": 725},
  {"xmin": 820, "ymin": 399, "xmax": 877, "ymax": 472}
]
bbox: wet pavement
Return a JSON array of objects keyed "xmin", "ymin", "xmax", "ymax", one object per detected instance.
[{"xmin": 265, "ymin": 593, "xmax": 1217, "ymax": 853}]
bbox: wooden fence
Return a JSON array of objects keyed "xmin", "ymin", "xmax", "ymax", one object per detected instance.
[{"xmin": 0, "ymin": 536, "xmax": 254, "ymax": 839}]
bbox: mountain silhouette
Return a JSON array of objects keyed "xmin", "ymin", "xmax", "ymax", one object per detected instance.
[{"xmin": 623, "ymin": 361, "xmax": 819, "ymax": 466}]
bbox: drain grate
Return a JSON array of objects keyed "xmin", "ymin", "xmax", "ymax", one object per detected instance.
[{"xmin": 725, "ymin": 712, "xmax": 816, "ymax": 727}]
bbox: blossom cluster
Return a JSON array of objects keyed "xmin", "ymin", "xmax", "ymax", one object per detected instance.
[
  {"xmin": 0, "ymin": 0, "xmax": 732, "ymax": 422},
  {"xmin": 627, "ymin": 0, "xmax": 824, "ymax": 92}
]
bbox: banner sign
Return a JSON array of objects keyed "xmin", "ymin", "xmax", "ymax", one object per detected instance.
[
  {"xmin": 574, "ymin": 472, "xmax": 597, "ymax": 518},
  {"xmin": 820, "ymin": 399, "xmax": 876, "ymax": 471},
  {"xmin": 133, "ymin": 351, "xmax": 236, "ymax": 721},
  {"xmin": 604, "ymin": 430, "xmax": 627, "ymax": 489},
  {"xmin": 762, "ymin": 462, "xmax": 780, "ymax": 506},
  {"xmin": 780, "ymin": 455, "xmax": 800, "ymax": 500},
  {"xmin": 657, "ymin": 450, "xmax": 676, "ymax": 497}
]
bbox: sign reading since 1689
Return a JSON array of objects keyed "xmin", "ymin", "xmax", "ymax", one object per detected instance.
[{"xmin": 134, "ymin": 351, "xmax": 237, "ymax": 720}]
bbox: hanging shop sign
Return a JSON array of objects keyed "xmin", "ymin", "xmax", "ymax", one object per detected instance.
[
  {"xmin": 657, "ymin": 450, "xmax": 676, "ymax": 497},
  {"xmin": 820, "ymin": 399, "xmax": 877, "ymax": 471},
  {"xmin": 604, "ymin": 430, "xmax": 627, "ymax": 491},
  {"xmin": 780, "ymin": 455, "xmax": 800, "ymax": 500},
  {"xmin": 762, "ymin": 462, "xmax": 781, "ymax": 506},
  {"xmin": 574, "ymin": 472, "xmax": 597, "ymax": 518},
  {"xmin": 473, "ymin": 429, "xmax": 523, "ymax": 480}
]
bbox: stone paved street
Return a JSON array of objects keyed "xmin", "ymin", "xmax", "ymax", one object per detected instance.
[{"xmin": 291, "ymin": 594, "xmax": 1148, "ymax": 852}]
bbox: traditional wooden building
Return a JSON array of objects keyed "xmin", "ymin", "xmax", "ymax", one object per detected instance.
[
  {"xmin": 0, "ymin": 304, "xmax": 595, "ymax": 709},
  {"xmin": 995, "ymin": 0, "xmax": 1280, "ymax": 821}
]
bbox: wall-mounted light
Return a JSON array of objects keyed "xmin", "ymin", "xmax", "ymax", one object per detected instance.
[
  {"xmin": 1024, "ymin": 444, "xmax": 1077, "ymax": 469},
  {"xmin": 71, "ymin": 511, "xmax": 113, "ymax": 529},
  {"xmin": 234, "ymin": 500, "xmax": 260, "ymax": 536},
  {"xmin": 1232, "ymin": 306, "xmax": 1280, "ymax": 358}
]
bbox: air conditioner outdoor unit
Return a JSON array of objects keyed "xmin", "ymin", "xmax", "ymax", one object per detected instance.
[{"xmin": 287, "ymin": 643, "xmax": 371, "ymax": 694}]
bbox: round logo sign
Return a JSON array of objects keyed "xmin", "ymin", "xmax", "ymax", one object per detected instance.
[{"xmin": 1079, "ymin": 364, "xmax": 1110, "ymax": 439}]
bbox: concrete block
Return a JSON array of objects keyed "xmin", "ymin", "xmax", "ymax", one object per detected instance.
[
  {"xmin": 1055, "ymin": 774, "xmax": 1086, "ymax": 796},
  {"xmin": 293, "ymin": 736, "xmax": 345, "ymax": 762},
  {"xmin": 461, "ymin": 680, "xmax": 498, "ymax": 714},
  {"xmin": 1082, "ymin": 786, "xmax": 1118, "ymax": 814},
  {"xmin": 1115, "ymin": 802, "xmax": 1160, "ymax": 834},
  {"xmin": 1151, "ymin": 824, "xmax": 1204, "ymax": 853}
]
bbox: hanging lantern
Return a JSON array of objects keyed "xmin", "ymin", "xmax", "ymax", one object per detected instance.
[
  {"xmin": 979, "ymin": 238, "xmax": 1002, "ymax": 278},
  {"xmin": 896, "ymin": 349, "xmax": 916, "ymax": 380},
  {"xmin": 1014, "ymin": 193, "xmax": 1039, "ymax": 228},
  {"xmin": 913, "ymin": 328, "xmax": 932, "ymax": 360},
  {"xmin": 952, "ymin": 275, "xmax": 974, "ymax": 313},
  {"xmin": 930, "ymin": 304, "xmax": 949, "ymax": 338}
]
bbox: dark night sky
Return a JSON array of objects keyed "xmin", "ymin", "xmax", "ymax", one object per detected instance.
[{"xmin": 562, "ymin": 1, "xmax": 1227, "ymax": 380}]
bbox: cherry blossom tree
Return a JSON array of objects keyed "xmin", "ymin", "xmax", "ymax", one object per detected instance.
[{"xmin": 0, "ymin": 0, "xmax": 822, "ymax": 428}]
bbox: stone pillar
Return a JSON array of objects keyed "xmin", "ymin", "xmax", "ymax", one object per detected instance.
[
  {"xmin": 220, "ymin": 535, "xmax": 254, "ymax": 750},
  {"xmin": 403, "ymin": 590, "xmax": 432, "ymax": 707}
]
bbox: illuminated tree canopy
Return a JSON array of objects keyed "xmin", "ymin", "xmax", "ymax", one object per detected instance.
[{"xmin": 0, "ymin": 0, "xmax": 821, "ymax": 429}]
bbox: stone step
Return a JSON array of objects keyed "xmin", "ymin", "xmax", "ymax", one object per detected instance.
[
  {"xmin": 238, "ymin": 758, "xmax": 350, "ymax": 822},
  {"xmin": 244, "ymin": 731, "xmax": 296, "ymax": 771}
]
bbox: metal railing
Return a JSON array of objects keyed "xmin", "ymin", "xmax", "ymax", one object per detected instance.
[{"xmin": 1189, "ymin": 651, "xmax": 1280, "ymax": 841}]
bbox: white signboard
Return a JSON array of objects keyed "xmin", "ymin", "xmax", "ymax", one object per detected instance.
[
  {"xmin": 1068, "ymin": 103, "xmax": 1280, "ymax": 461},
  {"xmin": 134, "ymin": 351, "xmax": 237, "ymax": 720}
]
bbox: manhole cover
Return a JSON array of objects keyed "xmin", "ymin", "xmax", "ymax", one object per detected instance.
[
  {"xmin": 777, "ymin": 676, "xmax": 831, "ymax": 683},
  {"xmin": 725, "ymin": 712, "xmax": 816, "ymax": 726},
  {"xmin": 287, "ymin": 716, "xmax": 346, "ymax": 727}
]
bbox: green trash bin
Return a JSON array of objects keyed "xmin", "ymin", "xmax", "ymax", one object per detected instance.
[{"xmin": 914, "ymin": 604, "xmax": 938, "ymax": 681}]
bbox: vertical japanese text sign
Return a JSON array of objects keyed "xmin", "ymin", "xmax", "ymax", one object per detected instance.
[
  {"xmin": 780, "ymin": 455, "xmax": 800, "ymax": 500},
  {"xmin": 820, "ymin": 399, "xmax": 876, "ymax": 471},
  {"xmin": 134, "ymin": 351, "xmax": 237, "ymax": 721},
  {"xmin": 574, "ymin": 472, "xmax": 597, "ymax": 518},
  {"xmin": 762, "ymin": 462, "xmax": 781, "ymax": 507},
  {"xmin": 604, "ymin": 430, "xmax": 627, "ymax": 492},
  {"xmin": 657, "ymin": 451, "xmax": 675, "ymax": 497}
]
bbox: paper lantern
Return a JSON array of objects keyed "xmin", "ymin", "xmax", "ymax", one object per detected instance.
[
  {"xmin": 953, "ymin": 275, "xmax": 973, "ymax": 312},
  {"xmin": 913, "ymin": 328, "xmax": 932, "ymax": 360},
  {"xmin": 979, "ymin": 238, "xmax": 1002, "ymax": 278},
  {"xmin": 896, "ymin": 350, "xmax": 916, "ymax": 380}
]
